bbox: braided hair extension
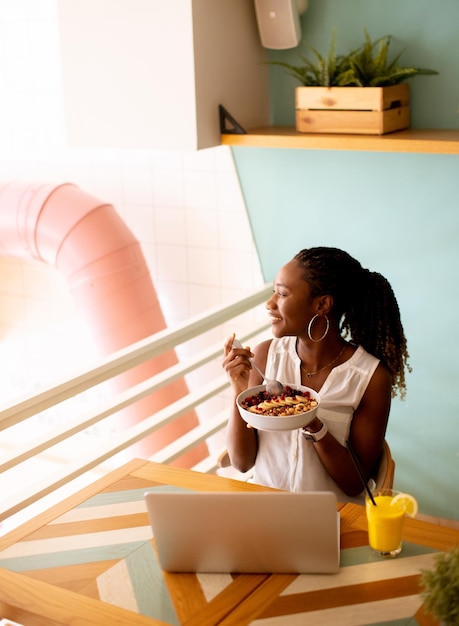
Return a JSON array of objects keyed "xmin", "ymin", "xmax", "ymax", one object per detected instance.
[{"xmin": 294, "ymin": 247, "xmax": 411, "ymax": 399}]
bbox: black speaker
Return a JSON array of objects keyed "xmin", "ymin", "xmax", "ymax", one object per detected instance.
[{"xmin": 254, "ymin": 0, "xmax": 307, "ymax": 50}]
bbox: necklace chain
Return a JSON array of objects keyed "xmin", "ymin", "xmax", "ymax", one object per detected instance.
[{"xmin": 301, "ymin": 345, "xmax": 346, "ymax": 378}]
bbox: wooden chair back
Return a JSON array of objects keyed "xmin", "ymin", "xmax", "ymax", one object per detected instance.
[{"xmin": 372, "ymin": 439, "xmax": 395, "ymax": 491}]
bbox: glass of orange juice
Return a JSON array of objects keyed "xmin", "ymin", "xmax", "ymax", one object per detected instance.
[{"xmin": 365, "ymin": 489, "xmax": 417, "ymax": 558}]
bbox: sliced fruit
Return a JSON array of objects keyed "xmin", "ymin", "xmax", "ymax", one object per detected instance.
[{"xmin": 391, "ymin": 492, "xmax": 418, "ymax": 518}]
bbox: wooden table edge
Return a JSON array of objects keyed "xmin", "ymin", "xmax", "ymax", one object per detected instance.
[
  {"xmin": 0, "ymin": 566, "xmax": 169, "ymax": 626},
  {"xmin": 0, "ymin": 458, "xmax": 150, "ymax": 550}
]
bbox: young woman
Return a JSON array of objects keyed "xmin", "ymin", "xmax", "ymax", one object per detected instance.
[{"xmin": 222, "ymin": 247, "xmax": 410, "ymax": 503}]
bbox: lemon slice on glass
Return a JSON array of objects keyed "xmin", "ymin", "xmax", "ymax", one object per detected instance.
[{"xmin": 391, "ymin": 493, "xmax": 418, "ymax": 518}]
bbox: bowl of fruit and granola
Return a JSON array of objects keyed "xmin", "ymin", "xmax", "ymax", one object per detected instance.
[{"xmin": 236, "ymin": 384, "xmax": 320, "ymax": 432}]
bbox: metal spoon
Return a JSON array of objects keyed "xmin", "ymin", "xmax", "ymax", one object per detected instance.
[{"xmin": 232, "ymin": 338, "xmax": 284, "ymax": 396}]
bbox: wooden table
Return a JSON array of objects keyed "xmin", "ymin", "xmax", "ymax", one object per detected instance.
[{"xmin": 0, "ymin": 459, "xmax": 456, "ymax": 626}]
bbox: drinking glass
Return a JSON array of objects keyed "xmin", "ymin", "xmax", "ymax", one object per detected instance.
[{"xmin": 365, "ymin": 489, "xmax": 405, "ymax": 557}]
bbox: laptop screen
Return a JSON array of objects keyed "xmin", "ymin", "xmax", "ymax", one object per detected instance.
[{"xmin": 145, "ymin": 490, "xmax": 340, "ymax": 574}]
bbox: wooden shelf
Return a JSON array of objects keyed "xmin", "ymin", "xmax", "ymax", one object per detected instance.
[{"xmin": 221, "ymin": 127, "xmax": 459, "ymax": 154}]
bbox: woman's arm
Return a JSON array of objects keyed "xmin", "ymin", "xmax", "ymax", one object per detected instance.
[
  {"xmin": 305, "ymin": 362, "xmax": 392, "ymax": 496},
  {"xmin": 222, "ymin": 336, "xmax": 270, "ymax": 473}
]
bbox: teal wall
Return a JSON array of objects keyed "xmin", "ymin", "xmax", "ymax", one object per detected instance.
[
  {"xmin": 269, "ymin": 0, "xmax": 459, "ymax": 128},
  {"xmin": 231, "ymin": 0, "xmax": 459, "ymax": 520}
]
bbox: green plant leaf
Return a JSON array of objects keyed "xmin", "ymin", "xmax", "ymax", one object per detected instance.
[
  {"xmin": 421, "ymin": 547, "xmax": 459, "ymax": 624},
  {"xmin": 268, "ymin": 29, "xmax": 439, "ymax": 87}
]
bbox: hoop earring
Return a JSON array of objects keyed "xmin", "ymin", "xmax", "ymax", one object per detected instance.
[{"xmin": 307, "ymin": 314, "xmax": 329, "ymax": 342}]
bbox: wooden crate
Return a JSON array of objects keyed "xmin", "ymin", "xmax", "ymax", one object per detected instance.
[{"xmin": 295, "ymin": 84, "xmax": 410, "ymax": 135}]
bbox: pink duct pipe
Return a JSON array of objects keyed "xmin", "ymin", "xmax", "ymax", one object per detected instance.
[{"xmin": 0, "ymin": 182, "xmax": 207, "ymax": 467}]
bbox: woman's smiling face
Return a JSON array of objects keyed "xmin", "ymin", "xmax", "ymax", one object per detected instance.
[{"xmin": 266, "ymin": 259, "xmax": 316, "ymax": 338}]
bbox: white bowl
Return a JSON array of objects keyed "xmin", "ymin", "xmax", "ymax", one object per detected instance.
[{"xmin": 236, "ymin": 383, "xmax": 320, "ymax": 432}]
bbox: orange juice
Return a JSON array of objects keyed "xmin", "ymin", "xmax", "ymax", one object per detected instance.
[{"xmin": 366, "ymin": 490, "xmax": 405, "ymax": 557}]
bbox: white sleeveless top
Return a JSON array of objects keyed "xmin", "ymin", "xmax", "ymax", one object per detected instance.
[{"xmin": 252, "ymin": 336, "xmax": 380, "ymax": 504}]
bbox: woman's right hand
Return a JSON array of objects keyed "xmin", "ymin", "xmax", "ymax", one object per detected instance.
[
  {"xmin": 223, "ymin": 334, "xmax": 259, "ymax": 473},
  {"xmin": 222, "ymin": 334, "xmax": 253, "ymax": 395}
]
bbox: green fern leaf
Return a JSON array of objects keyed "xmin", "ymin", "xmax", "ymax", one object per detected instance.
[{"xmin": 268, "ymin": 28, "xmax": 438, "ymax": 87}]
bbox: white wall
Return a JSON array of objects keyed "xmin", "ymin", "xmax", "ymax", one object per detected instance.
[{"xmin": 0, "ymin": 1, "xmax": 266, "ymax": 464}]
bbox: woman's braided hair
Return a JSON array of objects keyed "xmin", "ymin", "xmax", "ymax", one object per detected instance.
[{"xmin": 294, "ymin": 247, "xmax": 411, "ymax": 399}]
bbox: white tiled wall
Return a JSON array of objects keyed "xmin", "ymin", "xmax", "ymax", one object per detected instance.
[{"xmin": 0, "ymin": 2, "xmax": 267, "ymax": 454}]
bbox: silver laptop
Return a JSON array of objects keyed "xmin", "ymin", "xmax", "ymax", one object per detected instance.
[{"xmin": 144, "ymin": 490, "xmax": 340, "ymax": 574}]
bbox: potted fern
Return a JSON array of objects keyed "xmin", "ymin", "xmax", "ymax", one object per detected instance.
[
  {"xmin": 271, "ymin": 30, "xmax": 438, "ymax": 135},
  {"xmin": 420, "ymin": 546, "xmax": 459, "ymax": 626}
]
